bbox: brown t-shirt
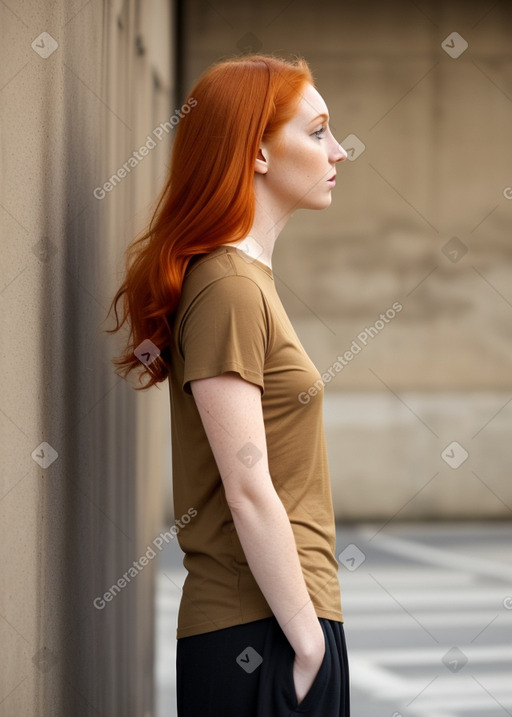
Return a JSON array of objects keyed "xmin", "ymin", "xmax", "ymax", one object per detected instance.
[{"xmin": 168, "ymin": 245, "xmax": 343, "ymax": 639}]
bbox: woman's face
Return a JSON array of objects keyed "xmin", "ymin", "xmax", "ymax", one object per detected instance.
[{"xmin": 262, "ymin": 83, "xmax": 347, "ymax": 212}]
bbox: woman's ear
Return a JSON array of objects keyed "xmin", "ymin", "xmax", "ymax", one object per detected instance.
[{"xmin": 254, "ymin": 147, "xmax": 269, "ymax": 175}]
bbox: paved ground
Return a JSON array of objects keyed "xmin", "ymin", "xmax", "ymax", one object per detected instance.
[{"xmin": 155, "ymin": 521, "xmax": 512, "ymax": 717}]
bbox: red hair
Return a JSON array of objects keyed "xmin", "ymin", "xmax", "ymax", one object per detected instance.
[{"xmin": 108, "ymin": 54, "xmax": 313, "ymax": 388}]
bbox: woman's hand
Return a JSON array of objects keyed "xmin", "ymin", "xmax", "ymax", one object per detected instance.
[{"xmin": 292, "ymin": 632, "xmax": 325, "ymax": 704}]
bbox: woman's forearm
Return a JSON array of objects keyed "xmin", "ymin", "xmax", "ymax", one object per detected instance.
[{"xmin": 228, "ymin": 482, "xmax": 324, "ymax": 660}]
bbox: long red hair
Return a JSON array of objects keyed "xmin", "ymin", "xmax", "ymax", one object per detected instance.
[{"xmin": 108, "ymin": 54, "xmax": 313, "ymax": 388}]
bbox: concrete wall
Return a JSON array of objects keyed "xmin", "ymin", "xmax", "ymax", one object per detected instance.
[
  {"xmin": 1, "ymin": 1, "xmax": 173, "ymax": 714},
  {"xmin": 182, "ymin": 0, "xmax": 512, "ymax": 520}
]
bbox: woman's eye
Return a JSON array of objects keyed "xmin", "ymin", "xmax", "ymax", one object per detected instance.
[{"xmin": 313, "ymin": 126, "xmax": 326, "ymax": 139}]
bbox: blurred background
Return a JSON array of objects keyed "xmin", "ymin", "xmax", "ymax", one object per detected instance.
[{"xmin": 1, "ymin": 0, "xmax": 511, "ymax": 715}]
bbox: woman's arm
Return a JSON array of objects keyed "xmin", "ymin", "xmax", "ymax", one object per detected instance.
[{"xmin": 190, "ymin": 371, "xmax": 325, "ymax": 703}]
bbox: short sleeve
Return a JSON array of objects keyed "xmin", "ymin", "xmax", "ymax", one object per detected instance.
[{"xmin": 179, "ymin": 275, "xmax": 268, "ymax": 395}]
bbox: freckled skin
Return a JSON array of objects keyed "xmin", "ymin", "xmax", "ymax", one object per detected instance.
[{"xmin": 262, "ymin": 84, "xmax": 347, "ymax": 212}]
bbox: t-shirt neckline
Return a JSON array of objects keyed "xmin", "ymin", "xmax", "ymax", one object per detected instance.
[{"xmin": 216, "ymin": 245, "xmax": 274, "ymax": 279}]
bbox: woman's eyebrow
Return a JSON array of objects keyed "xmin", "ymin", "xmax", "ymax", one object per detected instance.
[{"xmin": 308, "ymin": 112, "xmax": 329, "ymax": 125}]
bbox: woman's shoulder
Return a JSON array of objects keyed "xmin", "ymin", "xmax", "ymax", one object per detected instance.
[
  {"xmin": 184, "ymin": 245, "xmax": 271, "ymax": 292},
  {"xmin": 175, "ymin": 246, "xmax": 271, "ymax": 324}
]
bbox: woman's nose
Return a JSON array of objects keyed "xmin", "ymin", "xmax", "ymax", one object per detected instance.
[{"xmin": 336, "ymin": 143, "xmax": 348, "ymax": 162}]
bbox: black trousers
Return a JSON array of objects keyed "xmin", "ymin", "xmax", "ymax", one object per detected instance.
[{"xmin": 176, "ymin": 617, "xmax": 350, "ymax": 716}]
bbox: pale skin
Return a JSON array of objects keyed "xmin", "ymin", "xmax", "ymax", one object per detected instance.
[{"xmin": 190, "ymin": 84, "xmax": 347, "ymax": 704}]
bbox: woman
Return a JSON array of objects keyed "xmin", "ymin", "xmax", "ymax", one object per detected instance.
[{"xmin": 109, "ymin": 54, "xmax": 349, "ymax": 716}]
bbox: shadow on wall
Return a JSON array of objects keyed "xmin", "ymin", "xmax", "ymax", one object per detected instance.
[{"xmin": 2, "ymin": 1, "xmax": 173, "ymax": 715}]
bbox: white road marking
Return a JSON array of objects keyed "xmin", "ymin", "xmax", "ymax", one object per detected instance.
[
  {"xmin": 346, "ymin": 531, "xmax": 512, "ymax": 716},
  {"xmin": 361, "ymin": 530, "xmax": 512, "ymax": 582},
  {"xmin": 343, "ymin": 586, "xmax": 509, "ymax": 608},
  {"xmin": 346, "ymin": 610, "xmax": 510, "ymax": 629}
]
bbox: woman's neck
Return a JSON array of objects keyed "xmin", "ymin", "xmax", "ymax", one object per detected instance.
[{"xmin": 223, "ymin": 182, "xmax": 293, "ymax": 269}]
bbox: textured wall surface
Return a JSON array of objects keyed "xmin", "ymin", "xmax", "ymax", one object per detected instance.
[
  {"xmin": 181, "ymin": 0, "xmax": 512, "ymax": 520},
  {"xmin": 1, "ymin": 1, "xmax": 173, "ymax": 714},
  {"xmin": 1, "ymin": 3, "xmax": 511, "ymax": 714}
]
